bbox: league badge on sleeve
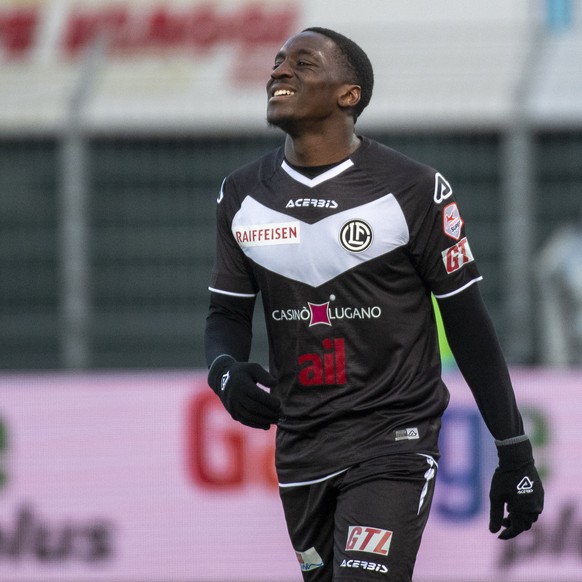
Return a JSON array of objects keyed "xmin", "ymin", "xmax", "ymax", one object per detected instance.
[{"xmin": 442, "ymin": 203, "xmax": 464, "ymax": 240}]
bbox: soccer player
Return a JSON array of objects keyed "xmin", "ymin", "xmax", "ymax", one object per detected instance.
[{"xmin": 204, "ymin": 27, "xmax": 544, "ymax": 581}]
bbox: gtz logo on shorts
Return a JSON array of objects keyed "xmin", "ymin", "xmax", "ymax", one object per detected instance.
[
  {"xmin": 346, "ymin": 525, "xmax": 393, "ymax": 556},
  {"xmin": 342, "ymin": 526, "xmax": 392, "ymax": 576}
]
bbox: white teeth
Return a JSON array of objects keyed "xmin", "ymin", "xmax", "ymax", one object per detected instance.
[{"xmin": 274, "ymin": 89, "xmax": 294, "ymax": 97}]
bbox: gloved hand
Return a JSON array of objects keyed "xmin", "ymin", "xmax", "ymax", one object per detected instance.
[
  {"xmin": 489, "ymin": 437, "xmax": 544, "ymax": 540},
  {"xmin": 208, "ymin": 355, "xmax": 281, "ymax": 430}
]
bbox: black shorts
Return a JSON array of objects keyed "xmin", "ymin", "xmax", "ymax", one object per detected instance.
[{"xmin": 279, "ymin": 453, "xmax": 438, "ymax": 582}]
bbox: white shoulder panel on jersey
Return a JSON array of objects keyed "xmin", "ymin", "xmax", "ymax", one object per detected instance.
[{"xmin": 231, "ymin": 193, "xmax": 409, "ymax": 287}]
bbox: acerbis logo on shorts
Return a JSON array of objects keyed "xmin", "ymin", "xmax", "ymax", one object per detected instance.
[
  {"xmin": 340, "ymin": 559, "xmax": 389, "ymax": 575},
  {"xmin": 295, "ymin": 547, "xmax": 324, "ymax": 572},
  {"xmin": 346, "ymin": 526, "xmax": 393, "ymax": 556}
]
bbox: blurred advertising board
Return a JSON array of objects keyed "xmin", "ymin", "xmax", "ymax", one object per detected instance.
[
  {"xmin": 0, "ymin": 0, "xmax": 532, "ymax": 133},
  {"xmin": 0, "ymin": 369, "xmax": 580, "ymax": 581}
]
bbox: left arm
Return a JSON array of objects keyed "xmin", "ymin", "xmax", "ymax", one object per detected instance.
[
  {"xmin": 437, "ymin": 283, "xmax": 544, "ymax": 539},
  {"xmin": 437, "ymin": 283, "xmax": 522, "ymax": 440}
]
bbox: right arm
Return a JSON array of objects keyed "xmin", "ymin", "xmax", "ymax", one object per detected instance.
[{"xmin": 204, "ymin": 178, "xmax": 280, "ymax": 430}]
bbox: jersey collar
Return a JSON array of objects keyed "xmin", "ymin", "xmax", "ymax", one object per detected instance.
[{"xmin": 281, "ymin": 158, "xmax": 354, "ymax": 188}]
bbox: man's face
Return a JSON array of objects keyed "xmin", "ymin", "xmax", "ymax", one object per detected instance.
[{"xmin": 266, "ymin": 31, "xmax": 351, "ymax": 132}]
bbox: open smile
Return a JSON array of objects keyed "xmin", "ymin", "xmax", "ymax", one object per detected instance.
[{"xmin": 269, "ymin": 87, "xmax": 296, "ymax": 101}]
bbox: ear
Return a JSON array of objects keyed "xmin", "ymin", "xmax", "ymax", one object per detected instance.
[{"xmin": 338, "ymin": 84, "xmax": 361, "ymax": 110}]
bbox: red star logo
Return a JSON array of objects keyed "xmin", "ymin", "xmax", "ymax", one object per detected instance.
[{"xmin": 308, "ymin": 302, "xmax": 331, "ymax": 327}]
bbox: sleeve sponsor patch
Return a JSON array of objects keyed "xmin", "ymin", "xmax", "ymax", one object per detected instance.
[
  {"xmin": 442, "ymin": 237, "xmax": 474, "ymax": 274},
  {"xmin": 442, "ymin": 202, "xmax": 463, "ymax": 240}
]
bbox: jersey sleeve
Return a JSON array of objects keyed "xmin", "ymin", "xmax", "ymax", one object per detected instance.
[
  {"xmin": 437, "ymin": 284, "xmax": 524, "ymax": 440},
  {"xmin": 405, "ymin": 170, "xmax": 482, "ymax": 298},
  {"xmin": 209, "ymin": 177, "xmax": 259, "ymax": 297}
]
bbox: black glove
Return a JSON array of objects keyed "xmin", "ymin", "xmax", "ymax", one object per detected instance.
[
  {"xmin": 489, "ymin": 437, "xmax": 544, "ymax": 540},
  {"xmin": 208, "ymin": 355, "xmax": 281, "ymax": 430}
]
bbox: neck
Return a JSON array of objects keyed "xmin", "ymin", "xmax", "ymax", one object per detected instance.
[{"xmin": 283, "ymin": 126, "xmax": 360, "ymax": 167}]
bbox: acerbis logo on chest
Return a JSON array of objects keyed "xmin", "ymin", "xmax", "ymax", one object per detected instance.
[{"xmin": 286, "ymin": 198, "xmax": 339, "ymax": 209}]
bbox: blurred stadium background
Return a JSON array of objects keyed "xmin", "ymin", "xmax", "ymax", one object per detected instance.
[{"xmin": 0, "ymin": 1, "xmax": 581, "ymax": 581}]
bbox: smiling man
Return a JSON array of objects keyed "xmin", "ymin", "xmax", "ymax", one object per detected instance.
[{"xmin": 204, "ymin": 28, "xmax": 544, "ymax": 581}]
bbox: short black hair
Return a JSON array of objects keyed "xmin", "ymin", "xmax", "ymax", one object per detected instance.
[{"xmin": 303, "ymin": 27, "xmax": 374, "ymax": 121}]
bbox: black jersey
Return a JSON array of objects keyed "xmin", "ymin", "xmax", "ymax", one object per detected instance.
[{"xmin": 209, "ymin": 136, "xmax": 482, "ymax": 483}]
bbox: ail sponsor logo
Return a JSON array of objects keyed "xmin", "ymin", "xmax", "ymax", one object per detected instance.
[
  {"xmin": 233, "ymin": 221, "xmax": 300, "ymax": 247},
  {"xmin": 346, "ymin": 525, "xmax": 393, "ymax": 556},
  {"xmin": 442, "ymin": 237, "xmax": 474, "ymax": 274},
  {"xmin": 298, "ymin": 338, "xmax": 346, "ymax": 386}
]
